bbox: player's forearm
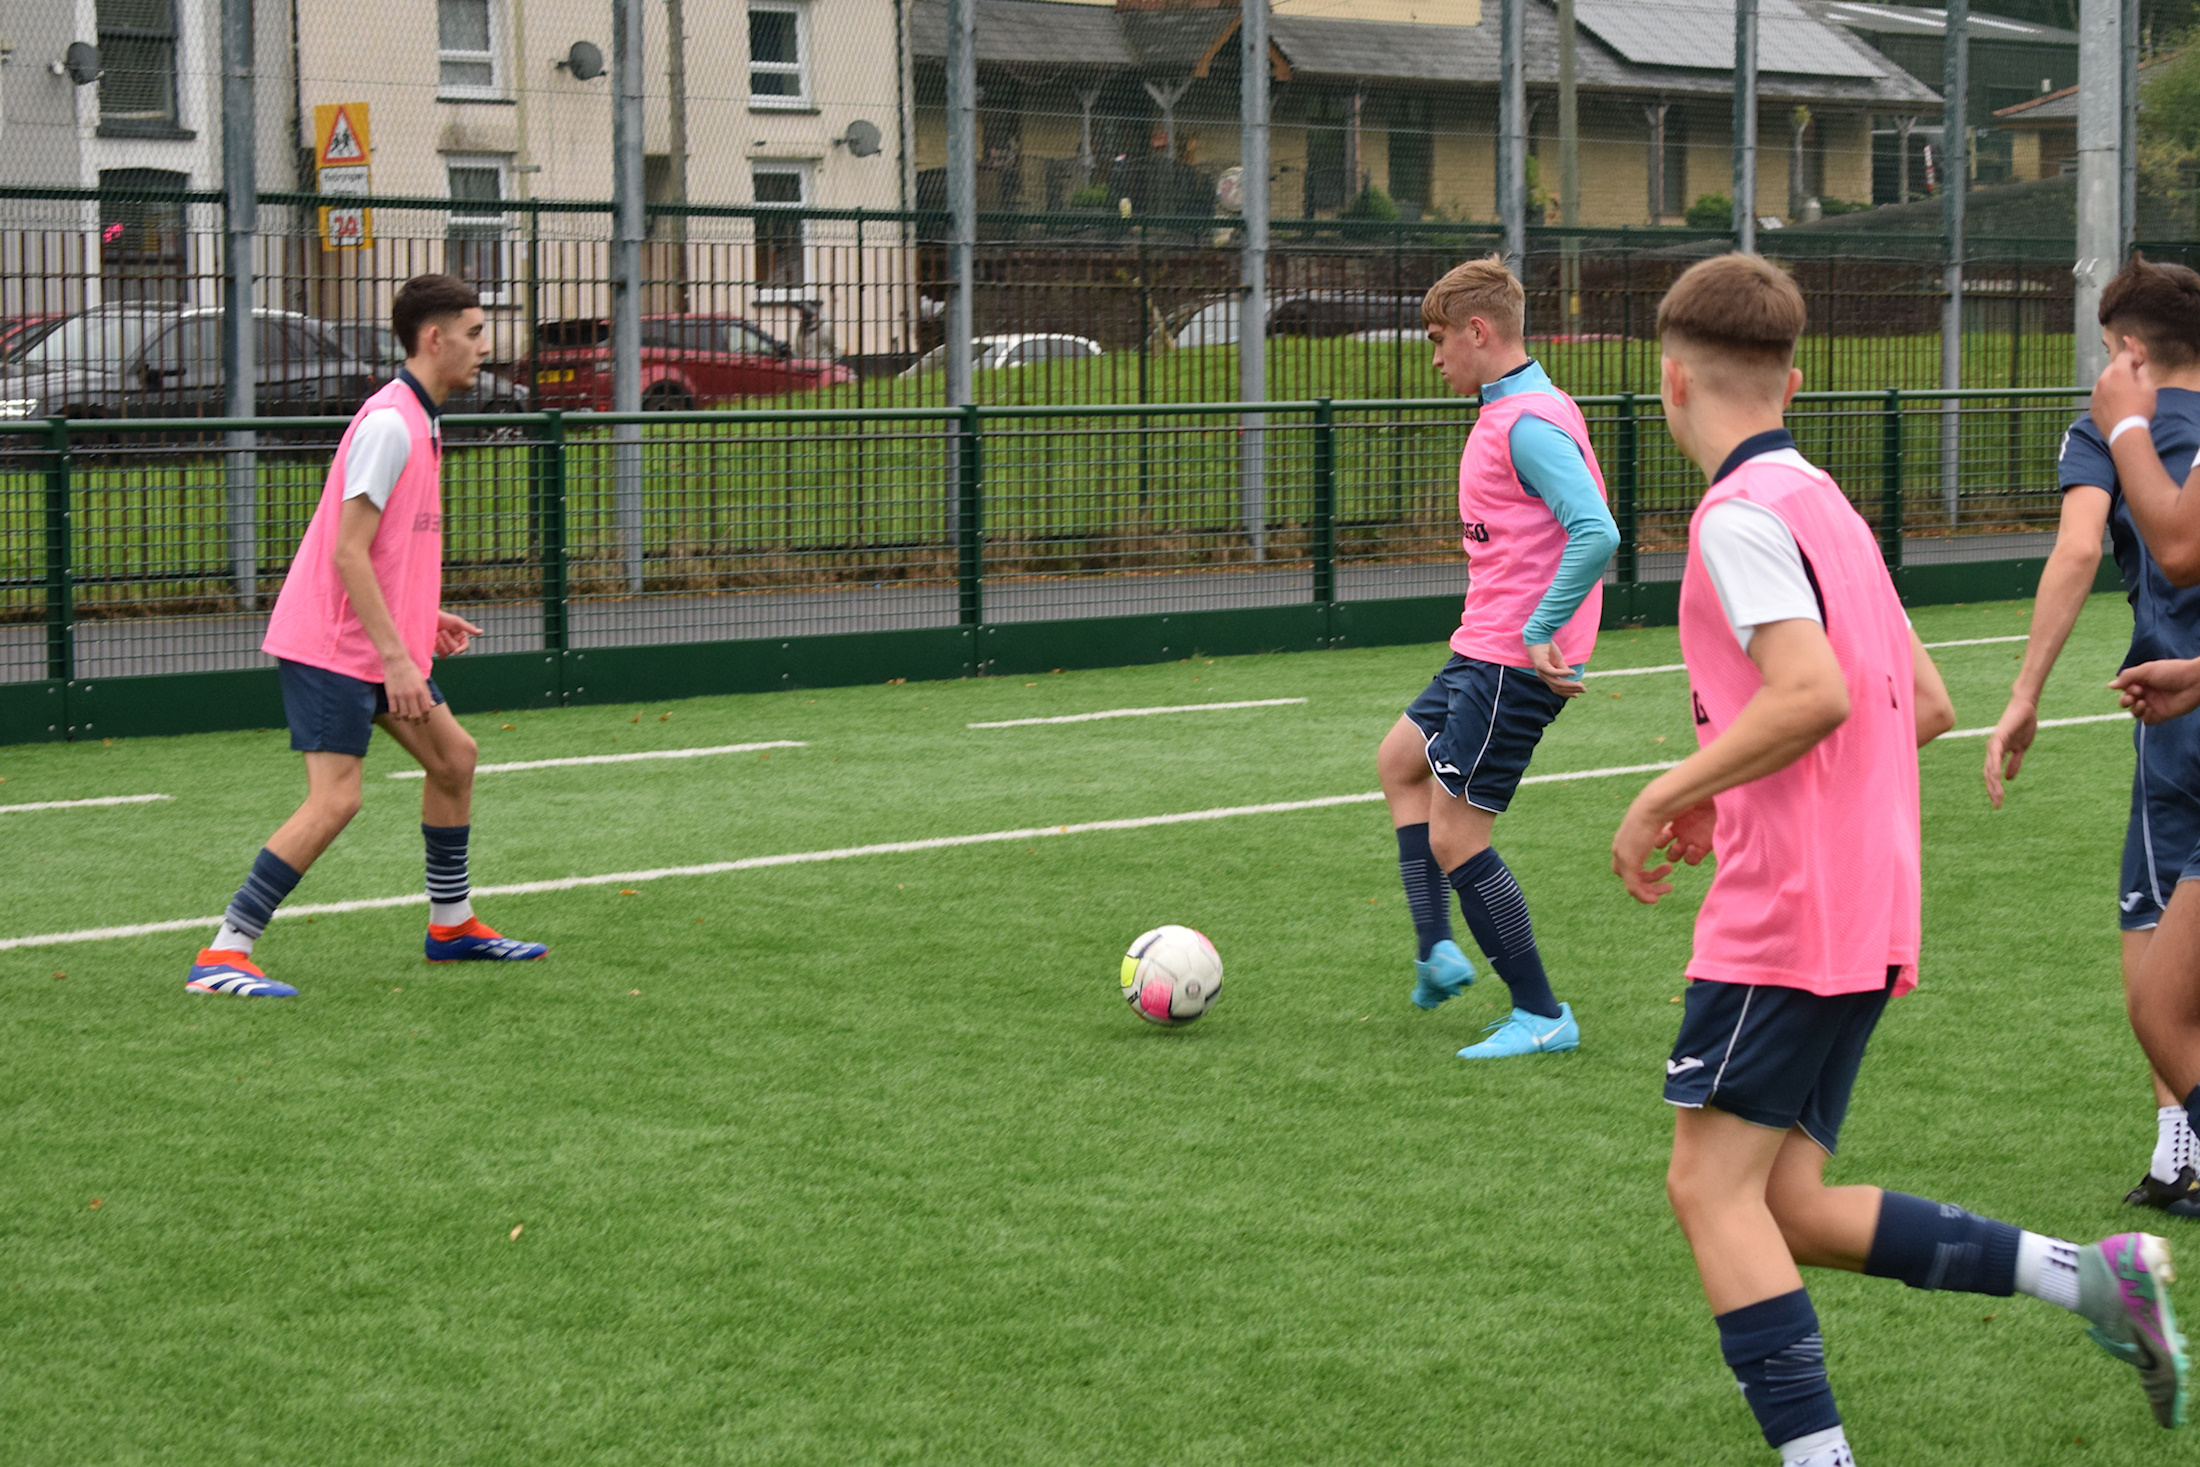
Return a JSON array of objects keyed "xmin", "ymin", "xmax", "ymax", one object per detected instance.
[
  {"xmin": 332, "ymin": 545, "xmax": 417, "ymax": 672},
  {"xmin": 1634, "ymin": 685, "xmax": 1849, "ymax": 825},
  {"xmin": 2009, "ymin": 542, "xmax": 2101, "ymax": 705},
  {"xmin": 2110, "ymin": 434, "xmax": 2200, "ymax": 585},
  {"xmin": 1521, "ymin": 516, "xmax": 1621, "ymax": 647}
]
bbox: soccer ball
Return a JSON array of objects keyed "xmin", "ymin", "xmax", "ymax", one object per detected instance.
[{"xmin": 1120, "ymin": 925, "xmax": 1223, "ymax": 1026}]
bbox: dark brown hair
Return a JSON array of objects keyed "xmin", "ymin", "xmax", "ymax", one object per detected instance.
[
  {"xmin": 2100, "ymin": 254, "xmax": 2200, "ymax": 370},
  {"xmin": 1422, "ymin": 254, "xmax": 1525, "ymax": 338},
  {"xmin": 1656, "ymin": 253, "xmax": 1807, "ymax": 370},
  {"xmin": 392, "ymin": 273, "xmax": 481, "ymax": 353}
]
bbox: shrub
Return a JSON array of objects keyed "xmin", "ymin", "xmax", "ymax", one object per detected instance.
[{"xmin": 1684, "ymin": 193, "xmax": 1732, "ymax": 230}]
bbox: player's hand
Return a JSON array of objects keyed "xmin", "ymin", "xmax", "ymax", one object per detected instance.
[
  {"xmin": 2112, "ymin": 658, "xmax": 2200, "ymax": 724},
  {"xmin": 435, "ymin": 610, "xmax": 484, "ymax": 658},
  {"xmin": 1613, "ymin": 795, "xmax": 1677, "ymax": 905},
  {"xmin": 383, "ymin": 659, "xmax": 435, "ymax": 722},
  {"xmin": 1660, "ymin": 798, "xmax": 1717, "ymax": 867},
  {"xmin": 1527, "ymin": 641, "xmax": 1585, "ymax": 697},
  {"xmin": 1982, "ymin": 696, "xmax": 2038, "ymax": 808},
  {"xmin": 2091, "ymin": 350, "xmax": 2158, "ymax": 437}
]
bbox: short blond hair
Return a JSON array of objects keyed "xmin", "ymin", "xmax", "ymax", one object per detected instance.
[{"xmin": 1422, "ymin": 255, "xmax": 1524, "ymax": 338}]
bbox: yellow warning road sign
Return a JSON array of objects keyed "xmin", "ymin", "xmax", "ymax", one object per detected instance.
[
  {"xmin": 313, "ymin": 103, "xmax": 372, "ymax": 250},
  {"xmin": 314, "ymin": 103, "xmax": 368, "ymax": 167}
]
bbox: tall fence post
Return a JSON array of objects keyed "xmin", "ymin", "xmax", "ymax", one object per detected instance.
[
  {"xmin": 1880, "ymin": 388, "xmax": 1906, "ymax": 570},
  {"xmin": 611, "ymin": 0, "xmax": 646, "ymax": 594},
  {"xmin": 1614, "ymin": 392, "xmax": 1638, "ymax": 585},
  {"xmin": 957, "ymin": 404, "xmax": 983, "ymax": 628},
  {"xmin": 43, "ymin": 418, "xmax": 72, "ymax": 686},
  {"xmin": 1312, "ymin": 398, "xmax": 1336, "ymax": 606},
  {"xmin": 221, "ymin": 0, "xmax": 259, "ymax": 610},
  {"xmin": 536, "ymin": 411, "xmax": 568, "ymax": 654},
  {"xmin": 1940, "ymin": 0, "xmax": 1969, "ymax": 528}
]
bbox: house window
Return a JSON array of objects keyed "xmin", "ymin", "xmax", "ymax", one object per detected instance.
[
  {"xmin": 99, "ymin": 168, "xmax": 189, "ymax": 302},
  {"xmin": 97, "ymin": 0, "xmax": 181, "ymax": 133},
  {"xmin": 1387, "ymin": 98, "xmax": 1432, "ymax": 220},
  {"xmin": 439, "ymin": 0, "xmax": 499, "ymax": 96},
  {"xmin": 752, "ymin": 166, "xmax": 806, "ymax": 290},
  {"xmin": 1660, "ymin": 108, "xmax": 1688, "ymax": 217},
  {"xmin": 749, "ymin": 2, "xmax": 808, "ymax": 108},
  {"xmin": 446, "ymin": 158, "xmax": 510, "ymax": 301}
]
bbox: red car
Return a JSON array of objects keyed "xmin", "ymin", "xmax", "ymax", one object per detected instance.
[{"xmin": 531, "ymin": 314, "xmax": 852, "ymax": 410}]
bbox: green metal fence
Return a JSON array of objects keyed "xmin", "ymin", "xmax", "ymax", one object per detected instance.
[{"xmin": 0, "ymin": 386, "xmax": 2103, "ymax": 742}]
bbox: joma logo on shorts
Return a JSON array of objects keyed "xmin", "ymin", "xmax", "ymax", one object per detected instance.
[{"xmin": 413, "ymin": 512, "xmax": 442, "ymax": 532}]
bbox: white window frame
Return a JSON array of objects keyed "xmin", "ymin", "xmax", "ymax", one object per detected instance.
[
  {"xmin": 750, "ymin": 161, "xmax": 811, "ymax": 302},
  {"xmin": 437, "ymin": 0, "xmax": 504, "ymax": 100},
  {"xmin": 747, "ymin": 0, "xmax": 810, "ymax": 111},
  {"xmin": 445, "ymin": 155, "xmax": 513, "ymax": 305}
]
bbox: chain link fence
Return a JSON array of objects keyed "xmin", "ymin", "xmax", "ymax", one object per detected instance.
[{"xmin": 0, "ymin": 388, "xmax": 2088, "ymax": 689}]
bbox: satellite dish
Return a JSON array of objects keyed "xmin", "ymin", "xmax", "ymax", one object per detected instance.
[
  {"xmin": 63, "ymin": 41, "xmax": 102, "ymax": 87},
  {"xmin": 840, "ymin": 119, "xmax": 883, "ymax": 158},
  {"xmin": 562, "ymin": 41, "xmax": 604, "ymax": 81}
]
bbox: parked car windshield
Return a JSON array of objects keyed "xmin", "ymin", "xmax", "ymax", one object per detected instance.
[{"xmin": 9, "ymin": 312, "xmax": 167, "ymax": 372}]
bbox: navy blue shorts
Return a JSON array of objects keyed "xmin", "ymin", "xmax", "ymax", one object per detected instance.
[
  {"xmin": 1663, "ymin": 969, "xmax": 1899, "ymax": 1153},
  {"xmin": 1402, "ymin": 654, "xmax": 1571, "ymax": 811},
  {"xmin": 278, "ymin": 658, "xmax": 443, "ymax": 758},
  {"xmin": 2122, "ymin": 714, "xmax": 2200, "ymax": 930}
]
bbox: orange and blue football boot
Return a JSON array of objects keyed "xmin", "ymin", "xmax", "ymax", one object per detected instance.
[
  {"xmin": 425, "ymin": 916, "xmax": 547, "ymax": 963},
  {"xmin": 185, "ymin": 949, "xmax": 298, "ymax": 998}
]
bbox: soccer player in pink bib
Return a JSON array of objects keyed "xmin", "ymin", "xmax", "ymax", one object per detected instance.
[
  {"xmin": 1614, "ymin": 254, "xmax": 2185, "ymax": 1464},
  {"xmin": 1376, "ymin": 256, "xmax": 1618, "ymax": 1060},
  {"xmin": 185, "ymin": 275, "xmax": 546, "ymax": 998}
]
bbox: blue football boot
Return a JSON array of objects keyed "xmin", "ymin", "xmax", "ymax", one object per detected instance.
[
  {"xmin": 1410, "ymin": 939, "xmax": 1477, "ymax": 1009},
  {"xmin": 185, "ymin": 949, "xmax": 298, "ymax": 998},
  {"xmin": 1457, "ymin": 1002, "xmax": 1580, "ymax": 1060},
  {"xmin": 425, "ymin": 917, "xmax": 548, "ymax": 963}
]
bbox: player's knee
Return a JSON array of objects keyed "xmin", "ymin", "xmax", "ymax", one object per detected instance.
[
  {"xmin": 312, "ymin": 786, "xmax": 364, "ymax": 827},
  {"xmin": 429, "ymin": 733, "xmax": 478, "ymax": 787}
]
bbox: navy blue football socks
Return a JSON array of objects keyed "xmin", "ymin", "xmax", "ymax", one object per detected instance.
[
  {"xmin": 1394, "ymin": 823, "xmax": 1453, "ymax": 961},
  {"xmin": 1447, "ymin": 846, "xmax": 1562, "ymax": 1019},
  {"xmin": 1862, "ymin": 1190, "xmax": 2020, "ymax": 1295},
  {"xmin": 1717, "ymin": 1290, "xmax": 1842, "ymax": 1450},
  {"xmin": 223, "ymin": 847, "xmax": 302, "ymax": 943},
  {"xmin": 423, "ymin": 823, "xmax": 472, "ymax": 925}
]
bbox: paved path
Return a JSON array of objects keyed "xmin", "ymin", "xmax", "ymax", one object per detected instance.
[{"xmin": 0, "ymin": 530, "xmax": 2061, "ymax": 684}]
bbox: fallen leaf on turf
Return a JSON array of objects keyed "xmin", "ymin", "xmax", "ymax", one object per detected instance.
[
  {"xmin": 630, "ymin": 716, "xmax": 639, "ymax": 723},
  {"xmin": 88, "ymin": 1198, "xmax": 101, "ymax": 1209},
  {"xmin": 510, "ymin": 1224, "xmax": 523, "ymax": 1240},
  {"xmin": 51, "ymin": 971, "xmax": 64, "ymax": 980},
  {"xmin": 1024, "ymin": 681, "xmax": 1036, "ymax": 687},
  {"xmin": 1655, "ymin": 736, "xmax": 1666, "ymax": 744},
  {"xmin": 628, "ymin": 989, "xmax": 641, "ymax": 996},
  {"xmin": 658, "ymin": 713, "xmax": 670, "ymax": 721},
  {"xmin": 502, "ymin": 724, "xmax": 514, "ymax": 730},
  {"xmin": 887, "ymin": 677, "xmax": 905, "ymax": 685},
  {"xmin": 1669, "ymin": 996, "xmax": 1682, "ymax": 1003},
  {"xmin": 391, "ymin": 987, "xmax": 402, "ymax": 993},
  {"xmin": 1609, "ymin": 693, "xmax": 1622, "ymax": 700},
  {"xmin": 619, "ymin": 889, "xmax": 639, "ymax": 896}
]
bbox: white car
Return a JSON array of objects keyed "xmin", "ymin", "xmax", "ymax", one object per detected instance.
[{"xmin": 902, "ymin": 333, "xmax": 1103, "ymax": 376}]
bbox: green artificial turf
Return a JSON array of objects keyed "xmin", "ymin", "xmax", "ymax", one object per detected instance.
[{"xmin": 0, "ymin": 591, "xmax": 2170, "ymax": 1464}]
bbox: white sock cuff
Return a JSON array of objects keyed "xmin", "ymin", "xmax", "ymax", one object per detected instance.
[
  {"xmin": 211, "ymin": 920, "xmax": 256, "ymax": 955},
  {"xmin": 1778, "ymin": 1425, "xmax": 1850, "ymax": 1465},
  {"xmin": 2015, "ymin": 1231, "xmax": 2083, "ymax": 1311}
]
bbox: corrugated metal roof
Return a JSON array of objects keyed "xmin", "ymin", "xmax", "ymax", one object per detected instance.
[
  {"xmin": 1809, "ymin": 2, "xmax": 2080, "ymax": 46},
  {"xmin": 1576, "ymin": 0, "xmax": 1883, "ymax": 78},
  {"xmin": 910, "ymin": 0, "xmax": 1940, "ymax": 106}
]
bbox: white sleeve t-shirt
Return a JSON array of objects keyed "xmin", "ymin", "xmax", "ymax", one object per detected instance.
[
  {"xmin": 1697, "ymin": 499, "xmax": 1823, "ymax": 651},
  {"xmin": 341, "ymin": 407, "xmax": 412, "ymax": 511}
]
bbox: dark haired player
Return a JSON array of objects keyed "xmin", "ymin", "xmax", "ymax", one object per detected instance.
[
  {"xmin": 1985, "ymin": 256, "xmax": 2200, "ymax": 1216},
  {"xmin": 1619, "ymin": 252, "xmax": 2184, "ymax": 1464},
  {"xmin": 186, "ymin": 275, "xmax": 546, "ymax": 998}
]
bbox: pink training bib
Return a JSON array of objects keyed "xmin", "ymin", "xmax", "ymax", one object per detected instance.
[
  {"xmin": 1678, "ymin": 448, "xmax": 1920, "ymax": 997},
  {"xmin": 1451, "ymin": 390, "xmax": 1607, "ymax": 670},
  {"xmin": 263, "ymin": 378, "xmax": 444, "ymax": 683}
]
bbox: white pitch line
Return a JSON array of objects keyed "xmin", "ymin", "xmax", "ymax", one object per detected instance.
[
  {"xmin": 1923, "ymin": 635, "xmax": 2030, "ymax": 649},
  {"xmin": 0, "ymin": 794, "xmax": 171, "ymax": 814},
  {"xmin": 1944, "ymin": 712, "xmax": 2127, "ymax": 739},
  {"xmin": 1584, "ymin": 663, "xmax": 1685, "ymax": 679},
  {"xmin": 968, "ymin": 699, "xmax": 1307, "ymax": 729},
  {"xmin": 0, "ymin": 760, "xmax": 1697, "ymax": 953},
  {"xmin": 384, "ymin": 740, "xmax": 804, "ymax": 778}
]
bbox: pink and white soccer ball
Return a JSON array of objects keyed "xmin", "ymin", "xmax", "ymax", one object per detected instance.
[{"xmin": 1120, "ymin": 925, "xmax": 1223, "ymax": 1026}]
